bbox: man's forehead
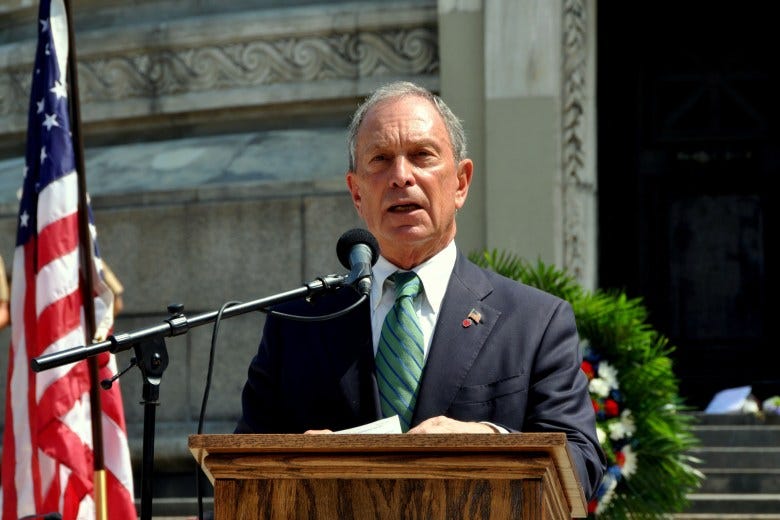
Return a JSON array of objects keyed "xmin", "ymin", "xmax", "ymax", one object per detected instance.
[
  {"xmin": 367, "ymin": 94, "xmax": 437, "ymax": 119},
  {"xmin": 358, "ymin": 97, "xmax": 446, "ymax": 144}
]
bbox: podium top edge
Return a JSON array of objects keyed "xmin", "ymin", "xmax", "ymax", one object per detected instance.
[{"xmin": 187, "ymin": 432, "xmax": 568, "ymax": 452}]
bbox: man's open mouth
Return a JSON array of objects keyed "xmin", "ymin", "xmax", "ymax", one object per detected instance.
[{"xmin": 389, "ymin": 203, "xmax": 421, "ymax": 212}]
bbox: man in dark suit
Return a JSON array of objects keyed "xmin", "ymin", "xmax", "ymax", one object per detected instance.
[{"xmin": 236, "ymin": 81, "xmax": 606, "ymax": 499}]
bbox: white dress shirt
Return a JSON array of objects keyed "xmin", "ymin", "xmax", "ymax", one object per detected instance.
[{"xmin": 369, "ymin": 240, "xmax": 457, "ymax": 359}]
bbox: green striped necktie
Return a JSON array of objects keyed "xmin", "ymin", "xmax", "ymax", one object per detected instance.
[{"xmin": 376, "ymin": 271, "xmax": 424, "ymax": 432}]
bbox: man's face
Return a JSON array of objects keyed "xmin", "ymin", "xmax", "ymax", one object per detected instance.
[{"xmin": 346, "ymin": 96, "xmax": 472, "ymax": 269}]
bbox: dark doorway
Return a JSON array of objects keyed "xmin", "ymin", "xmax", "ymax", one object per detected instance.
[{"xmin": 597, "ymin": 3, "xmax": 778, "ymax": 408}]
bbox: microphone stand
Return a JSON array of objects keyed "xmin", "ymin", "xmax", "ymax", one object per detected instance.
[{"xmin": 31, "ymin": 273, "xmax": 349, "ymax": 520}]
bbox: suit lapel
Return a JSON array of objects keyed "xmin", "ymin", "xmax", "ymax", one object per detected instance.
[{"xmin": 412, "ymin": 253, "xmax": 500, "ymax": 425}]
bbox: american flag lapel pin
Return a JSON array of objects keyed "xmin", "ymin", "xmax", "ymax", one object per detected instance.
[{"xmin": 462, "ymin": 308, "xmax": 483, "ymax": 328}]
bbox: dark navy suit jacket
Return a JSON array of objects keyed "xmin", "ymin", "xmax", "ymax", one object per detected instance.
[{"xmin": 236, "ymin": 252, "xmax": 606, "ymax": 499}]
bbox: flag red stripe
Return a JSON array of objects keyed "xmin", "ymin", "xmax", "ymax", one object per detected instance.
[
  {"xmin": 1, "ymin": 339, "xmax": 19, "ymax": 516},
  {"xmin": 40, "ymin": 464, "xmax": 61, "ymax": 516},
  {"xmin": 98, "ymin": 357, "xmax": 129, "ymax": 429},
  {"xmin": 35, "ymin": 288, "xmax": 82, "ymax": 357},
  {"xmin": 36, "ymin": 361, "xmax": 90, "ymax": 432},
  {"xmin": 36, "ymin": 210, "xmax": 79, "ymax": 269},
  {"xmin": 106, "ymin": 467, "xmax": 137, "ymax": 519},
  {"xmin": 60, "ymin": 471, "xmax": 91, "ymax": 520},
  {"xmin": 38, "ymin": 420, "xmax": 93, "ymax": 488}
]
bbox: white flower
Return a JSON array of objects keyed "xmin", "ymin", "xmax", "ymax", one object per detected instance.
[
  {"xmin": 596, "ymin": 473, "xmax": 619, "ymax": 514},
  {"xmin": 608, "ymin": 421, "xmax": 628, "ymax": 440},
  {"xmin": 597, "ymin": 426, "xmax": 607, "ymax": 445},
  {"xmin": 620, "ymin": 444, "xmax": 638, "ymax": 478},
  {"xmin": 597, "ymin": 361, "xmax": 619, "ymax": 390},
  {"xmin": 596, "ymin": 487, "xmax": 617, "ymax": 514},
  {"xmin": 589, "ymin": 377, "xmax": 610, "ymax": 398},
  {"xmin": 609, "ymin": 410, "xmax": 636, "ymax": 441},
  {"xmin": 621, "ymin": 410, "xmax": 636, "ymax": 436}
]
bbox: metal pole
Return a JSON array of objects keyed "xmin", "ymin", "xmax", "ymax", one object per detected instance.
[{"xmin": 62, "ymin": 1, "xmax": 107, "ymax": 517}]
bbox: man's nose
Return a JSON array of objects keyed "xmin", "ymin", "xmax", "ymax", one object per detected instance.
[{"xmin": 388, "ymin": 156, "xmax": 415, "ymax": 187}]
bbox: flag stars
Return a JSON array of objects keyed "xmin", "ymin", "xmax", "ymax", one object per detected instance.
[
  {"xmin": 40, "ymin": 19, "xmax": 49, "ymax": 32},
  {"xmin": 37, "ymin": 98, "xmax": 45, "ymax": 114},
  {"xmin": 45, "ymin": 43, "xmax": 50, "ymax": 56},
  {"xmin": 42, "ymin": 113, "xmax": 59, "ymax": 131},
  {"xmin": 50, "ymin": 80, "xmax": 67, "ymax": 100},
  {"xmin": 20, "ymin": 210, "xmax": 29, "ymax": 228},
  {"xmin": 43, "ymin": 114, "xmax": 60, "ymax": 132},
  {"xmin": 40, "ymin": 146, "xmax": 47, "ymax": 164}
]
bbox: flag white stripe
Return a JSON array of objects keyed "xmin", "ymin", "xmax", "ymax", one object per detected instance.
[
  {"xmin": 102, "ymin": 413, "xmax": 134, "ymax": 490},
  {"xmin": 61, "ymin": 393, "xmax": 93, "ymax": 450},
  {"xmin": 35, "ymin": 328, "xmax": 87, "ymax": 402},
  {"xmin": 38, "ymin": 449, "xmax": 56, "ymax": 507},
  {"xmin": 35, "ymin": 248, "xmax": 79, "ymax": 318},
  {"xmin": 49, "ymin": 0, "xmax": 69, "ymax": 87},
  {"xmin": 11, "ymin": 335, "xmax": 34, "ymax": 518},
  {"xmin": 75, "ymin": 492, "xmax": 95, "ymax": 520},
  {"xmin": 10, "ymin": 247, "xmax": 34, "ymax": 518},
  {"xmin": 10, "ymin": 247, "xmax": 27, "ymax": 345},
  {"xmin": 36, "ymin": 171, "xmax": 78, "ymax": 232}
]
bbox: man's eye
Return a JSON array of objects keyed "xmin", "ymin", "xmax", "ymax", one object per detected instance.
[{"xmin": 371, "ymin": 154, "xmax": 386, "ymax": 162}]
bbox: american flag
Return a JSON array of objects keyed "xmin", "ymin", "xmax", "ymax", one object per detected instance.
[{"xmin": 1, "ymin": 0, "xmax": 136, "ymax": 518}]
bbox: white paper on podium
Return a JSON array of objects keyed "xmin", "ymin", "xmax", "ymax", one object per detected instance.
[
  {"xmin": 334, "ymin": 415, "xmax": 403, "ymax": 434},
  {"xmin": 704, "ymin": 385, "xmax": 752, "ymax": 414}
]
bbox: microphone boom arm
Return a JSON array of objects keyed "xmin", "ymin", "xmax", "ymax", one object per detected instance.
[{"xmin": 31, "ymin": 273, "xmax": 348, "ymax": 372}]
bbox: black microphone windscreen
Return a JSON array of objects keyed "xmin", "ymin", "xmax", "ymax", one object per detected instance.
[{"xmin": 336, "ymin": 228, "xmax": 380, "ymax": 269}]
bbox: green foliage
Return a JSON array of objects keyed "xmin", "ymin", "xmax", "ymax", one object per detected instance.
[{"xmin": 470, "ymin": 250, "xmax": 703, "ymax": 518}]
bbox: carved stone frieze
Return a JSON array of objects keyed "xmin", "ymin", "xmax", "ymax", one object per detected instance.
[
  {"xmin": 73, "ymin": 28, "xmax": 437, "ymax": 103},
  {"xmin": 0, "ymin": 4, "xmax": 439, "ymax": 133}
]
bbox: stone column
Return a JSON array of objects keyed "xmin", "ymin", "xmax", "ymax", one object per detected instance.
[
  {"xmin": 438, "ymin": 0, "xmax": 486, "ymax": 257},
  {"xmin": 439, "ymin": 0, "xmax": 597, "ymax": 288}
]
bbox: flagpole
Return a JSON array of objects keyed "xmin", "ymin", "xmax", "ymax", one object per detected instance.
[{"xmin": 62, "ymin": 1, "xmax": 108, "ymax": 518}]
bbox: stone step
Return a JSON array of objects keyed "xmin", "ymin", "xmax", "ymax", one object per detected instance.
[
  {"xmin": 676, "ymin": 515, "xmax": 780, "ymax": 520},
  {"xmin": 683, "ymin": 494, "xmax": 780, "ymax": 515},
  {"xmin": 690, "ymin": 447, "xmax": 780, "ymax": 469},
  {"xmin": 692, "ymin": 425, "xmax": 780, "ymax": 447},
  {"xmin": 697, "ymin": 469, "xmax": 780, "ymax": 494},
  {"xmin": 690, "ymin": 413, "xmax": 780, "ymax": 426},
  {"xmin": 135, "ymin": 496, "xmax": 212, "ymax": 518}
]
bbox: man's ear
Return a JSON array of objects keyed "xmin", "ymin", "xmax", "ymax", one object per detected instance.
[
  {"xmin": 454, "ymin": 159, "xmax": 473, "ymax": 209},
  {"xmin": 346, "ymin": 171, "xmax": 362, "ymax": 211}
]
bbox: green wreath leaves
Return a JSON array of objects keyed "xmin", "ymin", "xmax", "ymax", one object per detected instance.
[{"xmin": 470, "ymin": 250, "xmax": 703, "ymax": 518}]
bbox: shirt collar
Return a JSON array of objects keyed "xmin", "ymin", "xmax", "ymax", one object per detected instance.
[{"xmin": 370, "ymin": 240, "xmax": 457, "ymax": 314}]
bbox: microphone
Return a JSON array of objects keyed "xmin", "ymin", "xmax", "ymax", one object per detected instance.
[{"xmin": 336, "ymin": 228, "xmax": 380, "ymax": 296}]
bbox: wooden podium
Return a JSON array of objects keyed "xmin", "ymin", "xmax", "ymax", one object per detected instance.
[{"xmin": 189, "ymin": 433, "xmax": 587, "ymax": 519}]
